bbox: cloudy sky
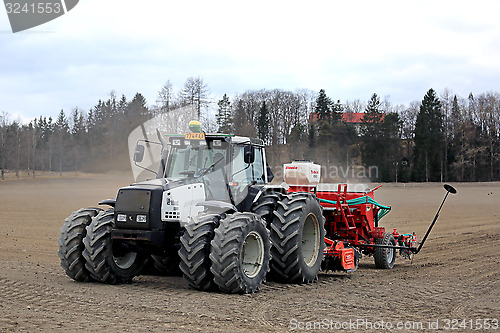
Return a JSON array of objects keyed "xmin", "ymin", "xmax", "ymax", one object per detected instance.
[{"xmin": 1, "ymin": 0, "xmax": 499, "ymax": 123}]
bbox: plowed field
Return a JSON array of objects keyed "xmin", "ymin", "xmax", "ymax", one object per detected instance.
[{"xmin": 0, "ymin": 174, "xmax": 498, "ymax": 332}]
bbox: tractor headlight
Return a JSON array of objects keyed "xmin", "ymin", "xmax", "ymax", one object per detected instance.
[
  {"xmin": 117, "ymin": 214, "xmax": 127, "ymax": 222},
  {"xmin": 136, "ymin": 215, "xmax": 147, "ymax": 223}
]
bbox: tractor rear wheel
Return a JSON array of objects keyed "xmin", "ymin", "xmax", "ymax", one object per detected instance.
[
  {"xmin": 210, "ymin": 212, "xmax": 270, "ymax": 293},
  {"xmin": 251, "ymin": 191, "xmax": 282, "ymax": 226},
  {"xmin": 269, "ymin": 193, "xmax": 325, "ymax": 283},
  {"xmin": 374, "ymin": 232, "xmax": 396, "ymax": 269},
  {"xmin": 178, "ymin": 213, "xmax": 219, "ymax": 291},
  {"xmin": 58, "ymin": 208, "xmax": 102, "ymax": 282},
  {"xmin": 83, "ymin": 209, "xmax": 147, "ymax": 284}
]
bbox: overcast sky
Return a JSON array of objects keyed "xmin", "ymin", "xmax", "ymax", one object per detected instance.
[{"xmin": 1, "ymin": 0, "xmax": 499, "ymax": 123}]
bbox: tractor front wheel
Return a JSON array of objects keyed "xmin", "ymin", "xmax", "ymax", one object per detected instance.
[
  {"xmin": 374, "ymin": 232, "xmax": 396, "ymax": 269},
  {"xmin": 58, "ymin": 208, "xmax": 102, "ymax": 282},
  {"xmin": 83, "ymin": 209, "xmax": 147, "ymax": 284},
  {"xmin": 210, "ymin": 212, "xmax": 270, "ymax": 293}
]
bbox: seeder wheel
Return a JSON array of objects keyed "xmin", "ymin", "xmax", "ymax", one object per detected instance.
[{"xmin": 374, "ymin": 232, "xmax": 396, "ymax": 269}]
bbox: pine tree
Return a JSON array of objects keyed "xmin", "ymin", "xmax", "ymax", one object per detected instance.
[
  {"xmin": 315, "ymin": 89, "xmax": 332, "ymax": 123},
  {"xmin": 412, "ymin": 88, "xmax": 444, "ymax": 182},
  {"xmin": 257, "ymin": 101, "xmax": 269, "ymax": 144},
  {"xmin": 331, "ymin": 99, "xmax": 343, "ymax": 123},
  {"xmin": 216, "ymin": 94, "xmax": 232, "ymax": 133},
  {"xmin": 128, "ymin": 93, "xmax": 150, "ymax": 127},
  {"xmin": 359, "ymin": 93, "xmax": 401, "ymax": 181},
  {"xmin": 360, "ymin": 93, "xmax": 383, "ymax": 171},
  {"xmin": 364, "ymin": 93, "xmax": 383, "ymax": 123},
  {"xmin": 308, "ymin": 123, "xmax": 316, "ymax": 148},
  {"xmin": 55, "ymin": 110, "xmax": 69, "ymax": 175}
]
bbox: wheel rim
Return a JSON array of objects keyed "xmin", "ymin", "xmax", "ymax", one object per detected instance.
[
  {"xmin": 113, "ymin": 252, "xmax": 138, "ymax": 270},
  {"xmin": 386, "ymin": 247, "xmax": 394, "ymax": 264},
  {"xmin": 302, "ymin": 213, "xmax": 321, "ymax": 267},
  {"xmin": 241, "ymin": 231, "xmax": 265, "ymax": 278}
]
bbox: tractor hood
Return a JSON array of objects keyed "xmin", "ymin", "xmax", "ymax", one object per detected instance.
[{"xmin": 129, "ymin": 175, "xmax": 205, "ymax": 193}]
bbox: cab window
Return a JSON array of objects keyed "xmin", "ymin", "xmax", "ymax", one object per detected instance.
[
  {"xmin": 231, "ymin": 146, "xmax": 252, "ymax": 185},
  {"xmin": 252, "ymin": 147, "xmax": 265, "ymax": 184}
]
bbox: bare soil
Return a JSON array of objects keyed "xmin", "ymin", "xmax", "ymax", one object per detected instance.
[{"xmin": 0, "ymin": 174, "xmax": 498, "ymax": 332}]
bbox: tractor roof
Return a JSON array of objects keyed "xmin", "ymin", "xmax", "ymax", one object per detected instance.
[{"xmin": 164, "ymin": 133, "xmax": 264, "ymax": 147}]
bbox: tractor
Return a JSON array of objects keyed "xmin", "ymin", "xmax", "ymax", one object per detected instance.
[
  {"xmin": 58, "ymin": 107, "xmax": 455, "ymax": 294},
  {"xmin": 58, "ymin": 110, "xmax": 325, "ymax": 293}
]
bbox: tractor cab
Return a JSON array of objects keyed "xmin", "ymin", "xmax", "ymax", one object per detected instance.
[
  {"xmin": 131, "ymin": 116, "xmax": 272, "ymax": 214},
  {"xmin": 163, "ymin": 133, "xmax": 270, "ymax": 210}
]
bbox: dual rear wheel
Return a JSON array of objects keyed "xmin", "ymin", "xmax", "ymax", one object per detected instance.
[
  {"xmin": 178, "ymin": 192, "xmax": 326, "ymax": 293},
  {"xmin": 178, "ymin": 212, "xmax": 271, "ymax": 294},
  {"xmin": 268, "ymin": 193, "xmax": 326, "ymax": 283}
]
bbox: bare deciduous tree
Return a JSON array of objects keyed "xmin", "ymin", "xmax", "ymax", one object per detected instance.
[{"xmin": 179, "ymin": 76, "xmax": 210, "ymax": 119}]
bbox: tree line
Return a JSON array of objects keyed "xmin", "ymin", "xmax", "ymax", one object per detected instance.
[{"xmin": 0, "ymin": 76, "xmax": 499, "ymax": 182}]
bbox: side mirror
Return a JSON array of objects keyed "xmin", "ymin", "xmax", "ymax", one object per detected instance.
[
  {"xmin": 134, "ymin": 144, "xmax": 145, "ymax": 163},
  {"xmin": 244, "ymin": 145, "xmax": 255, "ymax": 164}
]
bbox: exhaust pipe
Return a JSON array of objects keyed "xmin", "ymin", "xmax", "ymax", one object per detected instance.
[{"xmin": 413, "ymin": 184, "xmax": 457, "ymax": 254}]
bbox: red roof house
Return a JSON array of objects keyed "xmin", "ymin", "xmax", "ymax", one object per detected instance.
[{"xmin": 309, "ymin": 112, "xmax": 385, "ymax": 135}]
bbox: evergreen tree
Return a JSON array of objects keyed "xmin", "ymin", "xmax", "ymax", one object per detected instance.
[
  {"xmin": 257, "ymin": 101, "xmax": 269, "ymax": 144},
  {"xmin": 129, "ymin": 93, "xmax": 149, "ymax": 117},
  {"xmin": 0, "ymin": 112, "xmax": 7, "ymax": 179},
  {"xmin": 232, "ymin": 99, "xmax": 255, "ymax": 137},
  {"xmin": 55, "ymin": 110, "xmax": 69, "ymax": 174},
  {"xmin": 289, "ymin": 124, "xmax": 306, "ymax": 144},
  {"xmin": 364, "ymin": 93, "xmax": 383, "ymax": 123},
  {"xmin": 359, "ymin": 93, "xmax": 401, "ymax": 181},
  {"xmin": 216, "ymin": 94, "xmax": 232, "ymax": 133},
  {"xmin": 360, "ymin": 93, "xmax": 383, "ymax": 167},
  {"xmin": 128, "ymin": 93, "xmax": 150, "ymax": 127},
  {"xmin": 313, "ymin": 90, "xmax": 348, "ymax": 170},
  {"xmin": 70, "ymin": 108, "xmax": 86, "ymax": 171},
  {"xmin": 315, "ymin": 89, "xmax": 332, "ymax": 123},
  {"xmin": 117, "ymin": 95, "xmax": 128, "ymax": 115},
  {"xmin": 412, "ymin": 88, "xmax": 444, "ymax": 182},
  {"xmin": 380, "ymin": 113, "xmax": 401, "ymax": 181},
  {"xmin": 331, "ymin": 99, "xmax": 343, "ymax": 123},
  {"xmin": 308, "ymin": 123, "xmax": 316, "ymax": 148}
]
